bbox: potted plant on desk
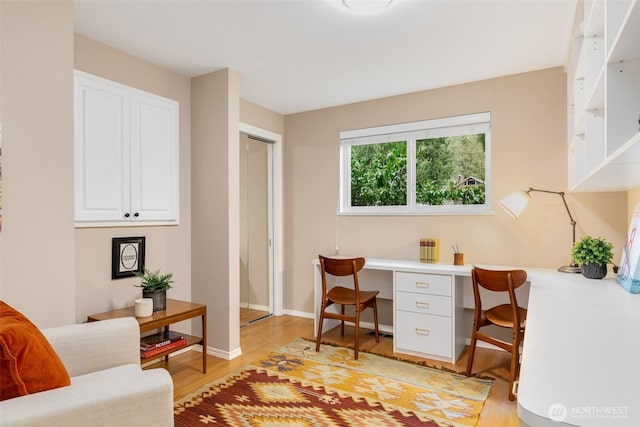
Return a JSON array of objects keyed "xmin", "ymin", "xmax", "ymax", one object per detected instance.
[
  {"xmin": 134, "ymin": 268, "xmax": 174, "ymax": 311},
  {"xmin": 570, "ymin": 236, "xmax": 614, "ymax": 279}
]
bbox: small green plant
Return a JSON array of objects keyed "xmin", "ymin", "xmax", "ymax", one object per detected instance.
[
  {"xmin": 570, "ymin": 236, "xmax": 613, "ymax": 265},
  {"xmin": 134, "ymin": 268, "xmax": 174, "ymax": 291}
]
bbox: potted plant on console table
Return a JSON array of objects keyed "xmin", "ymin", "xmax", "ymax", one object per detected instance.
[
  {"xmin": 570, "ymin": 236, "xmax": 614, "ymax": 280},
  {"xmin": 134, "ymin": 268, "xmax": 174, "ymax": 311}
]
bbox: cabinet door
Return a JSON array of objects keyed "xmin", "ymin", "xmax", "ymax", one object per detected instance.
[
  {"xmin": 74, "ymin": 75, "xmax": 130, "ymax": 221},
  {"xmin": 130, "ymin": 93, "xmax": 179, "ymax": 221}
]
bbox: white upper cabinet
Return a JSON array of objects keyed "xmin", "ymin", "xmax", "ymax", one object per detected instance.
[
  {"xmin": 74, "ymin": 71, "xmax": 179, "ymax": 224},
  {"xmin": 567, "ymin": 0, "xmax": 640, "ymax": 192}
]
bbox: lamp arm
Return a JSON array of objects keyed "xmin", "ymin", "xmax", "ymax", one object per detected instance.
[{"xmin": 527, "ymin": 187, "xmax": 577, "ymax": 244}]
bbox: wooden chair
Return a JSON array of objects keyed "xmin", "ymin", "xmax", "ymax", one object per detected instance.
[
  {"xmin": 466, "ymin": 266, "xmax": 527, "ymax": 401},
  {"xmin": 316, "ymin": 255, "xmax": 380, "ymax": 360}
]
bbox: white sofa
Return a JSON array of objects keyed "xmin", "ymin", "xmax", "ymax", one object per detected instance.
[{"xmin": 0, "ymin": 317, "xmax": 174, "ymax": 427}]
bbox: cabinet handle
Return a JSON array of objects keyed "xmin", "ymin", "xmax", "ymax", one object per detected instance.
[
  {"xmin": 415, "ymin": 301, "xmax": 430, "ymax": 309},
  {"xmin": 124, "ymin": 212, "xmax": 130, "ymax": 218},
  {"xmin": 134, "ymin": 212, "xmax": 140, "ymax": 218},
  {"xmin": 415, "ymin": 328, "xmax": 430, "ymax": 336},
  {"xmin": 415, "ymin": 281, "xmax": 430, "ymax": 288}
]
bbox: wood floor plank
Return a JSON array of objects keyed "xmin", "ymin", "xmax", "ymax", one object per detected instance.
[{"xmin": 148, "ymin": 315, "xmax": 518, "ymax": 426}]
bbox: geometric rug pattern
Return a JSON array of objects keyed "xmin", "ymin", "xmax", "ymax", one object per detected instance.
[{"xmin": 174, "ymin": 338, "xmax": 492, "ymax": 427}]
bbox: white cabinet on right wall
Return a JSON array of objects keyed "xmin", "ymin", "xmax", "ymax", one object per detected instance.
[
  {"xmin": 74, "ymin": 71, "xmax": 179, "ymax": 225},
  {"xmin": 567, "ymin": 0, "xmax": 640, "ymax": 192}
]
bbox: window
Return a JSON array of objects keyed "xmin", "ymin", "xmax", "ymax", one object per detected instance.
[{"xmin": 340, "ymin": 112, "xmax": 490, "ymax": 215}]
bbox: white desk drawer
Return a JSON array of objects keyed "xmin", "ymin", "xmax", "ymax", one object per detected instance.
[
  {"xmin": 395, "ymin": 311, "xmax": 451, "ymax": 358},
  {"xmin": 395, "ymin": 292, "xmax": 451, "ymax": 317},
  {"xmin": 395, "ymin": 272, "xmax": 452, "ymax": 296}
]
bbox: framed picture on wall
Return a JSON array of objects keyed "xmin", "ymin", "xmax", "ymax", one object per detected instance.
[{"xmin": 112, "ymin": 236, "xmax": 145, "ymax": 279}]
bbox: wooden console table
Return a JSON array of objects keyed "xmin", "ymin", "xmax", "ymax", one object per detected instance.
[{"xmin": 88, "ymin": 299, "xmax": 207, "ymax": 373}]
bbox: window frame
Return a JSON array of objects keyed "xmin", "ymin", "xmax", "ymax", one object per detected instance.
[{"xmin": 339, "ymin": 112, "xmax": 492, "ymax": 215}]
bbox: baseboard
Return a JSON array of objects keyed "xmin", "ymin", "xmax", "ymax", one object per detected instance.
[
  {"xmin": 282, "ymin": 309, "xmax": 314, "ymax": 319},
  {"xmin": 203, "ymin": 344, "xmax": 242, "ymax": 360}
]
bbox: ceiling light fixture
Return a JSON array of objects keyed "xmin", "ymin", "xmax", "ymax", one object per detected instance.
[{"xmin": 341, "ymin": 0, "xmax": 394, "ymax": 14}]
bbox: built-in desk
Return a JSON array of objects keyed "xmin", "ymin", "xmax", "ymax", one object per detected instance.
[
  {"xmin": 517, "ymin": 273, "xmax": 640, "ymax": 426},
  {"xmin": 314, "ymin": 257, "xmax": 640, "ymax": 425},
  {"xmin": 312, "ymin": 258, "xmax": 530, "ymax": 363}
]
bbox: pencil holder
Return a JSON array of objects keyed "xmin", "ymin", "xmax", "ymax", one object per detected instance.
[{"xmin": 453, "ymin": 253, "xmax": 464, "ymax": 266}]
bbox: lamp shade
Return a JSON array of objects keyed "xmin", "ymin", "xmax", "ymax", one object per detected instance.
[{"xmin": 498, "ymin": 190, "xmax": 530, "ymax": 219}]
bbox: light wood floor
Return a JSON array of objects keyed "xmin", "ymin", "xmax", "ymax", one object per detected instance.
[
  {"xmin": 149, "ymin": 315, "xmax": 519, "ymax": 426},
  {"xmin": 240, "ymin": 307, "xmax": 270, "ymax": 326}
]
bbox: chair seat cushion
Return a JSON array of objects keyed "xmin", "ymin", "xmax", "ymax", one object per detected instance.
[
  {"xmin": 484, "ymin": 304, "xmax": 527, "ymax": 328},
  {"xmin": 0, "ymin": 301, "xmax": 71, "ymax": 401}
]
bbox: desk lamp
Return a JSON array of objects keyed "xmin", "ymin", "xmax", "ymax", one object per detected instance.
[{"xmin": 498, "ymin": 187, "xmax": 581, "ymax": 273}]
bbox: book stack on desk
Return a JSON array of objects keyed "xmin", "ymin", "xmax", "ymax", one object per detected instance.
[
  {"xmin": 419, "ymin": 238, "xmax": 440, "ymax": 263},
  {"xmin": 140, "ymin": 330, "xmax": 186, "ymax": 359}
]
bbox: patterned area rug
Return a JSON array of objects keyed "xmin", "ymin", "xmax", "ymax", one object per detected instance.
[{"xmin": 174, "ymin": 338, "xmax": 492, "ymax": 426}]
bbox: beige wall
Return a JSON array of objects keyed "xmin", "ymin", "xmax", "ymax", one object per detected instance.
[
  {"xmin": 191, "ymin": 68, "xmax": 241, "ymax": 355},
  {"xmin": 629, "ymin": 189, "xmax": 640, "ymax": 221},
  {"xmin": 73, "ymin": 35, "xmax": 193, "ymax": 324},
  {"xmin": 284, "ymin": 67, "xmax": 628, "ymax": 315},
  {"xmin": 241, "ymin": 99, "xmax": 285, "ymax": 136},
  {"xmin": 0, "ymin": 0, "xmax": 76, "ymax": 327}
]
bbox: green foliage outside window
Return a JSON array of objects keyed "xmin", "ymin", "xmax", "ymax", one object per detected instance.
[
  {"xmin": 350, "ymin": 134, "xmax": 486, "ymax": 207},
  {"xmin": 351, "ymin": 141, "xmax": 407, "ymax": 206}
]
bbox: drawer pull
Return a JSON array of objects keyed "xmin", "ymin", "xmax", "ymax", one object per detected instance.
[
  {"xmin": 415, "ymin": 301, "xmax": 430, "ymax": 309},
  {"xmin": 415, "ymin": 328, "xmax": 430, "ymax": 336},
  {"xmin": 415, "ymin": 281, "xmax": 430, "ymax": 288}
]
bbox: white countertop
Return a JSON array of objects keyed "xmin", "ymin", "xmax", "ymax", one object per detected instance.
[{"xmin": 517, "ymin": 272, "xmax": 640, "ymax": 426}]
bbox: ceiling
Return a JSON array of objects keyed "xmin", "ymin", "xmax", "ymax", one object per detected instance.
[{"xmin": 73, "ymin": 0, "xmax": 577, "ymax": 115}]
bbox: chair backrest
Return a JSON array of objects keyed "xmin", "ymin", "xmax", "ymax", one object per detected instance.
[
  {"xmin": 471, "ymin": 266, "xmax": 527, "ymax": 324},
  {"xmin": 472, "ymin": 266, "xmax": 527, "ymax": 293},
  {"xmin": 318, "ymin": 255, "xmax": 366, "ymax": 296}
]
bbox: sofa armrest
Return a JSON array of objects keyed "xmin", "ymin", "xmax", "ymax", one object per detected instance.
[
  {"xmin": 42, "ymin": 317, "xmax": 140, "ymax": 377},
  {"xmin": 0, "ymin": 364, "xmax": 174, "ymax": 427}
]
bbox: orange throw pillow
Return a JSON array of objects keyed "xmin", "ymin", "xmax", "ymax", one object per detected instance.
[{"xmin": 0, "ymin": 301, "xmax": 71, "ymax": 401}]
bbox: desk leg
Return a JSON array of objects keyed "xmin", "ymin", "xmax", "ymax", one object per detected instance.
[
  {"xmin": 164, "ymin": 325, "xmax": 170, "ymax": 363},
  {"xmin": 201, "ymin": 310, "xmax": 207, "ymax": 374}
]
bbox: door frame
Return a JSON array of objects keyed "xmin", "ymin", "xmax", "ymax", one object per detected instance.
[{"xmin": 239, "ymin": 122, "xmax": 283, "ymax": 316}]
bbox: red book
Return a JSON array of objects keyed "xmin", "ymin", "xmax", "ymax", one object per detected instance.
[
  {"xmin": 140, "ymin": 338, "xmax": 187, "ymax": 359},
  {"xmin": 140, "ymin": 330, "xmax": 184, "ymax": 351}
]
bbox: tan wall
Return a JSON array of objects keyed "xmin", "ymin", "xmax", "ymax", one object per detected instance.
[
  {"xmin": 73, "ymin": 35, "xmax": 192, "ymax": 324},
  {"xmin": 240, "ymin": 99, "xmax": 285, "ymax": 136},
  {"xmin": 629, "ymin": 189, "xmax": 640, "ymax": 221},
  {"xmin": 0, "ymin": 0, "xmax": 76, "ymax": 327},
  {"xmin": 191, "ymin": 68, "xmax": 241, "ymax": 354},
  {"xmin": 284, "ymin": 67, "xmax": 628, "ymax": 315}
]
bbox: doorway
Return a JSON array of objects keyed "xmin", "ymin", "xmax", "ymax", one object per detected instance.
[{"xmin": 239, "ymin": 131, "xmax": 274, "ymax": 326}]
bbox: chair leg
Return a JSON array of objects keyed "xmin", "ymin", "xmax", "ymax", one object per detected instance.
[
  {"xmin": 509, "ymin": 346, "xmax": 518, "ymax": 401},
  {"xmin": 354, "ymin": 309, "xmax": 360, "ymax": 360},
  {"xmin": 340, "ymin": 305, "xmax": 345, "ymax": 336},
  {"xmin": 373, "ymin": 300, "xmax": 380, "ymax": 343},
  {"xmin": 466, "ymin": 328, "xmax": 478, "ymax": 376},
  {"xmin": 315, "ymin": 312, "xmax": 325, "ymax": 353},
  {"xmin": 509, "ymin": 332, "xmax": 523, "ymax": 401}
]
